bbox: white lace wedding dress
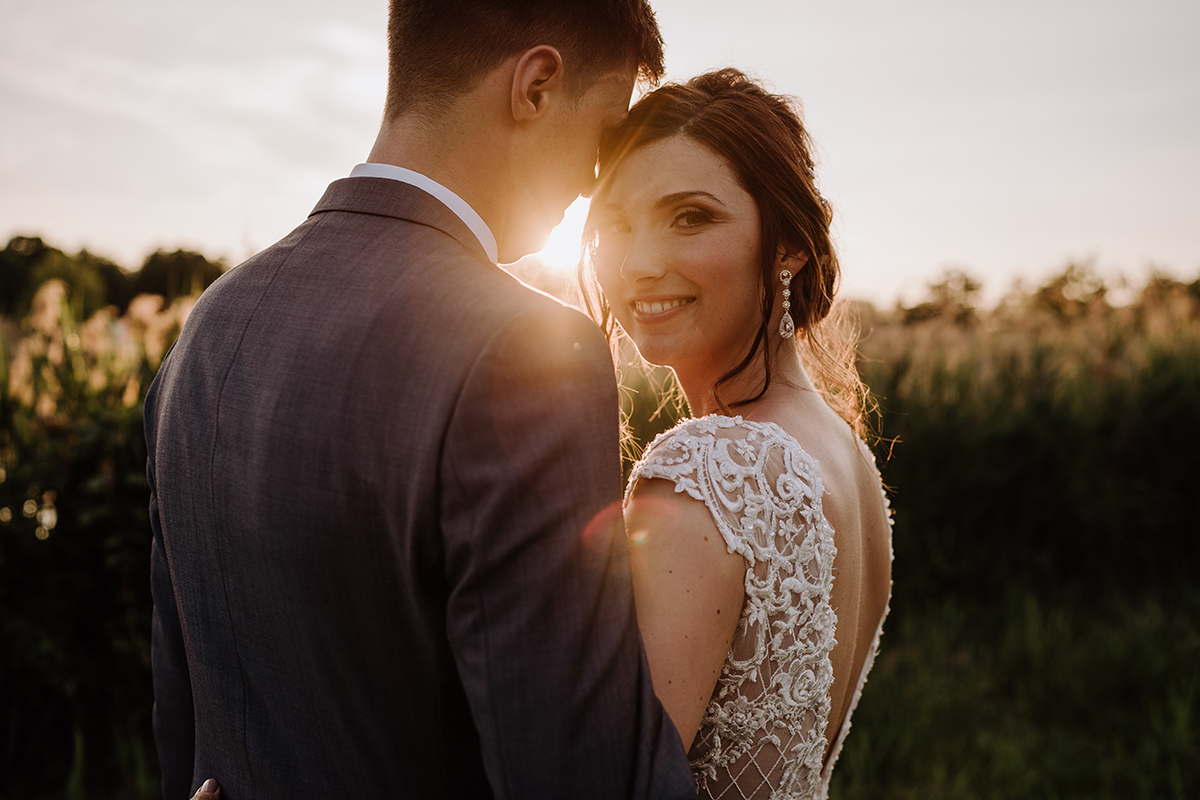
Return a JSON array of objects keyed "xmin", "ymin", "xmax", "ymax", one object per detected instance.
[{"xmin": 627, "ymin": 415, "xmax": 892, "ymax": 800}]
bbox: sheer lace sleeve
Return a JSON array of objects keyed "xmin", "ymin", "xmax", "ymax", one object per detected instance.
[{"xmin": 628, "ymin": 415, "xmax": 838, "ymax": 800}]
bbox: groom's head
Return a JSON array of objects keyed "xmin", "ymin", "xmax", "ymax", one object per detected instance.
[
  {"xmin": 384, "ymin": 0, "xmax": 664, "ymax": 120},
  {"xmin": 380, "ymin": 0, "xmax": 665, "ymax": 262}
]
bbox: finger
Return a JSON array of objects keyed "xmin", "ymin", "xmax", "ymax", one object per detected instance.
[{"xmin": 191, "ymin": 778, "xmax": 221, "ymax": 800}]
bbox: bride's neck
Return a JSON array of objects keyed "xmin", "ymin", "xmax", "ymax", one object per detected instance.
[{"xmin": 679, "ymin": 338, "xmax": 811, "ymax": 419}]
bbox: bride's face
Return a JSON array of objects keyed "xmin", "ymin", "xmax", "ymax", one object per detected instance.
[{"xmin": 593, "ymin": 136, "xmax": 764, "ymax": 377}]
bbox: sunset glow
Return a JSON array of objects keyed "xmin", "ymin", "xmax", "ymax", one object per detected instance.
[{"xmin": 532, "ymin": 196, "xmax": 592, "ymax": 276}]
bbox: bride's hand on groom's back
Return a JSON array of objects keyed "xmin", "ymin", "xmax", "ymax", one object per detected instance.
[{"xmin": 191, "ymin": 778, "xmax": 220, "ymax": 800}]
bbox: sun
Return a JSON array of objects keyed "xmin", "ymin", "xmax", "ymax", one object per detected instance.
[{"xmin": 532, "ymin": 196, "xmax": 592, "ymax": 276}]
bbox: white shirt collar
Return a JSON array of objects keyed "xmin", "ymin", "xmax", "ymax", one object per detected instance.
[{"xmin": 349, "ymin": 163, "xmax": 498, "ymax": 264}]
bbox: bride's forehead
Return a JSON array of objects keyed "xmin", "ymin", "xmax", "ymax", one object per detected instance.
[{"xmin": 606, "ymin": 138, "xmax": 740, "ymax": 201}]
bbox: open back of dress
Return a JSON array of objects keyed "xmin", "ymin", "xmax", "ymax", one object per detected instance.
[{"xmin": 628, "ymin": 416, "xmax": 892, "ymax": 800}]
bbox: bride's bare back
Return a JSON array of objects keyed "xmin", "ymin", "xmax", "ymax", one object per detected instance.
[{"xmin": 752, "ymin": 391, "xmax": 893, "ymax": 757}]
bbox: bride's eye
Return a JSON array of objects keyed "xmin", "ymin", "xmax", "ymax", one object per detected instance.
[{"xmin": 672, "ymin": 207, "xmax": 712, "ymax": 229}]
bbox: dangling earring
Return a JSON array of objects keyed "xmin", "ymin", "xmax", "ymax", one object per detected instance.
[{"xmin": 778, "ymin": 268, "xmax": 795, "ymax": 339}]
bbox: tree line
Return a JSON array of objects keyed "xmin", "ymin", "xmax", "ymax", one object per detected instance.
[{"xmin": 0, "ymin": 235, "xmax": 227, "ymax": 321}]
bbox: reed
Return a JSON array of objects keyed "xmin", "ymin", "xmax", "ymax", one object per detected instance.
[{"xmin": 855, "ymin": 270, "xmax": 1200, "ymax": 609}]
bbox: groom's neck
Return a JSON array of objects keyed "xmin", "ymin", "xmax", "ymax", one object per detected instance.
[{"xmin": 366, "ymin": 74, "xmax": 513, "ymax": 248}]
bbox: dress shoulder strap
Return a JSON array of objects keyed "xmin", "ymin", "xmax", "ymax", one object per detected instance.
[{"xmin": 628, "ymin": 415, "xmax": 825, "ymax": 566}]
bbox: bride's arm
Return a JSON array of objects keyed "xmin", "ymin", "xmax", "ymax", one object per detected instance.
[{"xmin": 624, "ymin": 477, "xmax": 745, "ymax": 750}]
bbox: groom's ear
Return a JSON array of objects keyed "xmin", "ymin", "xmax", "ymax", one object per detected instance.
[{"xmin": 511, "ymin": 45, "xmax": 565, "ymax": 121}]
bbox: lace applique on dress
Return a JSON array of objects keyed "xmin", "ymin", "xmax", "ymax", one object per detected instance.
[{"xmin": 628, "ymin": 415, "xmax": 884, "ymax": 800}]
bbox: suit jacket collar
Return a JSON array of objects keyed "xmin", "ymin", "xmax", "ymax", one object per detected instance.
[{"xmin": 310, "ymin": 177, "xmax": 493, "ymax": 264}]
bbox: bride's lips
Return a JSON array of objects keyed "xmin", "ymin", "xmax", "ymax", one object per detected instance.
[{"xmin": 629, "ymin": 296, "xmax": 695, "ymax": 323}]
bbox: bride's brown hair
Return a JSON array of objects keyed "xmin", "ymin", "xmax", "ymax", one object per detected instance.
[{"xmin": 579, "ymin": 68, "xmax": 870, "ymax": 434}]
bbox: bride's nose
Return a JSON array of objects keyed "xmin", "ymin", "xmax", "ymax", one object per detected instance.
[{"xmin": 619, "ymin": 234, "xmax": 667, "ymax": 284}]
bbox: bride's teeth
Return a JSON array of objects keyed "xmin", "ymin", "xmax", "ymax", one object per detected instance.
[{"xmin": 636, "ymin": 299, "xmax": 687, "ymax": 314}]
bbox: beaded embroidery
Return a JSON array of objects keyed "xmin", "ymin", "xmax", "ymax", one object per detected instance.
[{"xmin": 628, "ymin": 415, "xmax": 891, "ymax": 799}]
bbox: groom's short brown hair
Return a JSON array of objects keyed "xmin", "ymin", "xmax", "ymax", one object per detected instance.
[{"xmin": 384, "ymin": 0, "xmax": 665, "ymax": 119}]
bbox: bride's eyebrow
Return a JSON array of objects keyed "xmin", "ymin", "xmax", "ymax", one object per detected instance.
[{"xmin": 654, "ymin": 190, "xmax": 725, "ymax": 210}]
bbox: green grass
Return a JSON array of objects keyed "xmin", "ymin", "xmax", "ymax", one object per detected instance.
[{"xmin": 830, "ymin": 592, "xmax": 1199, "ymax": 799}]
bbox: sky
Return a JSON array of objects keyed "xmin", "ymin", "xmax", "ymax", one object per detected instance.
[{"xmin": 2, "ymin": 0, "xmax": 1198, "ymax": 305}]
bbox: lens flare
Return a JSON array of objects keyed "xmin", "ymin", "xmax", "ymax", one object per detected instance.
[{"xmin": 532, "ymin": 196, "xmax": 592, "ymax": 276}]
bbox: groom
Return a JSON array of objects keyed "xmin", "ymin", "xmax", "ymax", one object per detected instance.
[{"xmin": 144, "ymin": 1, "xmax": 697, "ymax": 798}]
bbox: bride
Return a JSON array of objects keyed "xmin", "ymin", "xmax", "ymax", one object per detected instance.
[
  {"xmin": 189, "ymin": 69, "xmax": 891, "ymax": 800},
  {"xmin": 581, "ymin": 68, "xmax": 893, "ymax": 798}
]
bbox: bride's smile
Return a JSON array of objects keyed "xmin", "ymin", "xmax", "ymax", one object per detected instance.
[{"xmin": 629, "ymin": 296, "xmax": 695, "ymax": 319}]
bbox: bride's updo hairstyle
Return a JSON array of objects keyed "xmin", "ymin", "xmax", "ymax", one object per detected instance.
[{"xmin": 581, "ymin": 68, "xmax": 869, "ymax": 433}]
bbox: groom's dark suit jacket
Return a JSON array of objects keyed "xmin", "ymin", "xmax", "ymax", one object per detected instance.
[{"xmin": 144, "ymin": 178, "xmax": 695, "ymax": 799}]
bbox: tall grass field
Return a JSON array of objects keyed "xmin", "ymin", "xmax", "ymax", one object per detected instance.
[{"xmin": 2, "ymin": 241, "xmax": 1197, "ymax": 797}]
